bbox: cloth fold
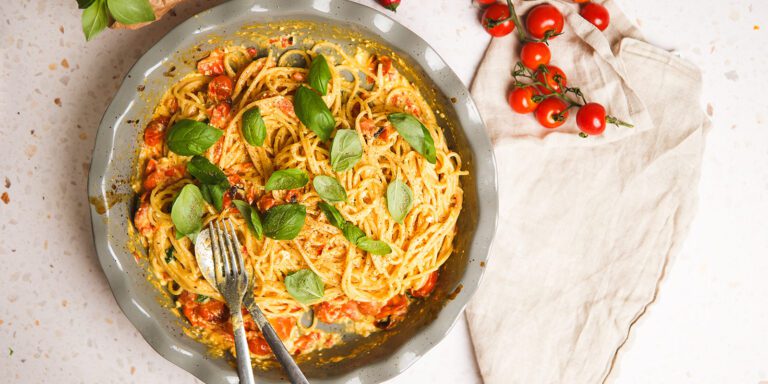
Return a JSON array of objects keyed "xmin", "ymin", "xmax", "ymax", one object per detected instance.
[{"xmin": 465, "ymin": 1, "xmax": 710, "ymax": 383}]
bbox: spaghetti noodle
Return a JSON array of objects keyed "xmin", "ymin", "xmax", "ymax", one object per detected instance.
[{"xmin": 133, "ymin": 39, "xmax": 465, "ymax": 360}]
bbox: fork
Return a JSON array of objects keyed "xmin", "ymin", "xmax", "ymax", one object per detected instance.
[
  {"xmin": 209, "ymin": 219, "xmax": 256, "ymax": 384},
  {"xmin": 210, "ymin": 220, "xmax": 310, "ymax": 384}
]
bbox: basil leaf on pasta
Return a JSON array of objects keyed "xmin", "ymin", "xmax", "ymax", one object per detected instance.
[
  {"xmin": 318, "ymin": 202, "xmax": 345, "ymax": 228},
  {"xmin": 171, "ymin": 184, "xmax": 206, "ymax": 238},
  {"xmin": 341, "ymin": 223, "xmax": 365, "ymax": 245},
  {"xmin": 107, "ymin": 0, "xmax": 156, "ymax": 25},
  {"xmin": 263, "ymin": 203, "xmax": 306, "ymax": 240},
  {"xmin": 81, "ymin": 0, "xmax": 109, "ymax": 41},
  {"xmin": 387, "ymin": 113, "xmax": 436, "ymax": 164},
  {"xmin": 187, "ymin": 156, "xmax": 228, "ymax": 185},
  {"xmin": 386, "ymin": 179, "xmax": 413, "ymax": 223},
  {"xmin": 294, "ymin": 86, "xmax": 335, "ymax": 141},
  {"xmin": 265, "ymin": 169, "xmax": 309, "ymax": 191},
  {"xmin": 166, "ymin": 119, "xmax": 223, "ymax": 156},
  {"xmin": 233, "ymin": 200, "xmax": 263, "ymax": 240},
  {"xmin": 284, "ymin": 269, "xmax": 325, "ymax": 305},
  {"xmin": 199, "ymin": 183, "xmax": 226, "ymax": 212},
  {"xmin": 330, "ymin": 129, "xmax": 362, "ymax": 172},
  {"xmin": 242, "ymin": 107, "xmax": 266, "ymax": 146},
  {"xmin": 308, "ymin": 54, "xmax": 331, "ymax": 95},
  {"xmin": 313, "ymin": 175, "xmax": 346, "ymax": 203},
  {"xmin": 356, "ymin": 237, "xmax": 392, "ymax": 255}
]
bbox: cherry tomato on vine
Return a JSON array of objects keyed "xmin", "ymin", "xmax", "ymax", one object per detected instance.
[
  {"xmin": 482, "ymin": 3, "xmax": 515, "ymax": 37},
  {"xmin": 508, "ymin": 87, "xmax": 540, "ymax": 114},
  {"xmin": 520, "ymin": 42, "xmax": 551, "ymax": 70},
  {"xmin": 535, "ymin": 65, "xmax": 567, "ymax": 95},
  {"xmin": 572, "ymin": 0, "xmax": 590, "ymax": 3},
  {"xmin": 526, "ymin": 4, "xmax": 564, "ymax": 40},
  {"xmin": 535, "ymin": 97, "xmax": 570, "ymax": 129},
  {"xmin": 576, "ymin": 102, "xmax": 607, "ymax": 135},
  {"xmin": 580, "ymin": 2, "xmax": 610, "ymax": 31},
  {"xmin": 377, "ymin": 0, "xmax": 400, "ymax": 12}
]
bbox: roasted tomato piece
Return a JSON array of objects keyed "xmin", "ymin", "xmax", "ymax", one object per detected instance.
[
  {"xmin": 207, "ymin": 75, "xmax": 234, "ymax": 103},
  {"xmin": 197, "ymin": 49, "xmax": 225, "ymax": 76},
  {"xmin": 257, "ymin": 194, "xmax": 278, "ymax": 212},
  {"xmin": 410, "ymin": 271, "xmax": 438, "ymax": 298},
  {"xmin": 178, "ymin": 291, "xmax": 230, "ymax": 327},
  {"xmin": 143, "ymin": 116, "xmax": 169, "ymax": 148},
  {"xmin": 134, "ymin": 198, "xmax": 153, "ymax": 237},
  {"xmin": 247, "ymin": 334, "xmax": 271, "ymax": 356},
  {"xmin": 142, "ymin": 160, "xmax": 185, "ymax": 191},
  {"xmin": 208, "ymin": 102, "xmax": 231, "ymax": 129},
  {"xmin": 313, "ymin": 301, "xmax": 341, "ymax": 323}
]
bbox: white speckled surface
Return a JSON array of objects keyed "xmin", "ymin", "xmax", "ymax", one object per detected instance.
[{"xmin": 0, "ymin": 1, "xmax": 766, "ymax": 383}]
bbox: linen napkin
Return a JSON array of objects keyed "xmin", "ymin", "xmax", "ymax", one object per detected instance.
[{"xmin": 465, "ymin": 1, "xmax": 711, "ymax": 383}]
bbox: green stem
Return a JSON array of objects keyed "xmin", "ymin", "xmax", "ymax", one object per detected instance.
[{"xmin": 506, "ymin": 0, "xmax": 528, "ymax": 41}]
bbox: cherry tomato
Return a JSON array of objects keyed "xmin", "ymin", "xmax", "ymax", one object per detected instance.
[
  {"xmin": 573, "ymin": 0, "xmax": 590, "ymax": 2},
  {"xmin": 208, "ymin": 102, "xmax": 231, "ymax": 129},
  {"xmin": 248, "ymin": 335, "xmax": 271, "ymax": 356},
  {"xmin": 580, "ymin": 3, "xmax": 610, "ymax": 31},
  {"xmin": 197, "ymin": 49, "xmax": 225, "ymax": 76},
  {"xmin": 508, "ymin": 87, "xmax": 540, "ymax": 114},
  {"xmin": 207, "ymin": 75, "xmax": 233, "ymax": 103},
  {"xmin": 377, "ymin": 0, "xmax": 400, "ymax": 11},
  {"xmin": 534, "ymin": 97, "xmax": 570, "ymax": 129},
  {"xmin": 520, "ymin": 42, "xmax": 551, "ymax": 70},
  {"xmin": 576, "ymin": 102, "xmax": 607, "ymax": 135},
  {"xmin": 482, "ymin": 3, "xmax": 515, "ymax": 37},
  {"xmin": 526, "ymin": 4, "xmax": 564, "ymax": 40},
  {"xmin": 535, "ymin": 65, "xmax": 567, "ymax": 95},
  {"xmin": 474, "ymin": 0, "xmax": 497, "ymax": 6}
]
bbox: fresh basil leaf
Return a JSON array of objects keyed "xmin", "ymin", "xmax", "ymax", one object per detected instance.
[
  {"xmin": 294, "ymin": 86, "xmax": 335, "ymax": 141},
  {"xmin": 318, "ymin": 202, "xmax": 344, "ymax": 228},
  {"xmin": 165, "ymin": 247, "xmax": 175, "ymax": 263},
  {"xmin": 187, "ymin": 156, "xmax": 228, "ymax": 185},
  {"xmin": 341, "ymin": 222, "xmax": 365, "ymax": 245},
  {"xmin": 242, "ymin": 107, "xmax": 266, "ymax": 146},
  {"xmin": 313, "ymin": 175, "xmax": 346, "ymax": 203},
  {"xmin": 78, "ymin": 0, "xmax": 97, "ymax": 9},
  {"xmin": 386, "ymin": 179, "xmax": 413, "ymax": 223},
  {"xmin": 308, "ymin": 54, "xmax": 331, "ymax": 95},
  {"xmin": 107, "ymin": 0, "xmax": 155, "ymax": 25},
  {"xmin": 263, "ymin": 203, "xmax": 306, "ymax": 240},
  {"xmin": 356, "ymin": 237, "xmax": 392, "ymax": 255},
  {"xmin": 330, "ymin": 129, "xmax": 362, "ymax": 172},
  {"xmin": 387, "ymin": 113, "xmax": 436, "ymax": 164},
  {"xmin": 166, "ymin": 119, "xmax": 223, "ymax": 156},
  {"xmin": 195, "ymin": 294, "xmax": 209, "ymax": 303},
  {"xmin": 200, "ymin": 183, "xmax": 227, "ymax": 211},
  {"xmin": 81, "ymin": 0, "xmax": 109, "ymax": 41},
  {"xmin": 233, "ymin": 200, "xmax": 263, "ymax": 240},
  {"xmin": 171, "ymin": 184, "xmax": 206, "ymax": 237},
  {"xmin": 265, "ymin": 169, "xmax": 309, "ymax": 191},
  {"xmin": 284, "ymin": 269, "xmax": 324, "ymax": 305}
]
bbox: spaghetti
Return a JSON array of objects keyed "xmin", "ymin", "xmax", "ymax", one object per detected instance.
[{"xmin": 133, "ymin": 40, "xmax": 465, "ymax": 360}]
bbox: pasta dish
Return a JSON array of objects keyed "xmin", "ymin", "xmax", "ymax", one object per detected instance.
[{"xmin": 132, "ymin": 38, "xmax": 465, "ymax": 360}]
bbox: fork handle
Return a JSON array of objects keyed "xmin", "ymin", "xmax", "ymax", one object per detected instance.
[
  {"xmin": 246, "ymin": 300, "xmax": 310, "ymax": 384},
  {"xmin": 230, "ymin": 308, "xmax": 257, "ymax": 384}
]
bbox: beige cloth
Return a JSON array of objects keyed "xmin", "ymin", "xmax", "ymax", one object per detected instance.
[{"xmin": 465, "ymin": 1, "xmax": 711, "ymax": 383}]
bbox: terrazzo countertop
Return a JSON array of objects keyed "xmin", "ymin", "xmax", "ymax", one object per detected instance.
[{"xmin": 1, "ymin": 0, "xmax": 766, "ymax": 383}]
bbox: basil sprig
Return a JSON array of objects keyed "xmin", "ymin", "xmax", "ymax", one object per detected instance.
[
  {"xmin": 80, "ymin": 0, "xmax": 155, "ymax": 41},
  {"xmin": 263, "ymin": 204, "xmax": 306, "ymax": 240},
  {"xmin": 166, "ymin": 120, "xmax": 223, "ymax": 156},
  {"xmin": 265, "ymin": 169, "xmax": 309, "ymax": 191},
  {"xmin": 107, "ymin": 0, "xmax": 156, "ymax": 25},
  {"xmin": 386, "ymin": 180, "xmax": 413, "ymax": 223},
  {"xmin": 387, "ymin": 113, "xmax": 437, "ymax": 164},
  {"xmin": 330, "ymin": 129, "xmax": 362, "ymax": 172},
  {"xmin": 233, "ymin": 200, "xmax": 264, "ymax": 240},
  {"xmin": 308, "ymin": 54, "xmax": 331, "ymax": 96},
  {"xmin": 81, "ymin": 0, "xmax": 109, "ymax": 41},
  {"xmin": 318, "ymin": 202, "xmax": 391, "ymax": 255},
  {"xmin": 171, "ymin": 184, "xmax": 206, "ymax": 239},
  {"xmin": 242, "ymin": 107, "xmax": 266, "ymax": 146},
  {"xmin": 313, "ymin": 175, "xmax": 347, "ymax": 203},
  {"xmin": 294, "ymin": 86, "xmax": 335, "ymax": 141},
  {"xmin": 187, "ymin": 156, "xmax": 230, "ymax": 212},
  {"xmin": 284, "ymin": 269, "xmax": 324, "ymax": 304}
]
